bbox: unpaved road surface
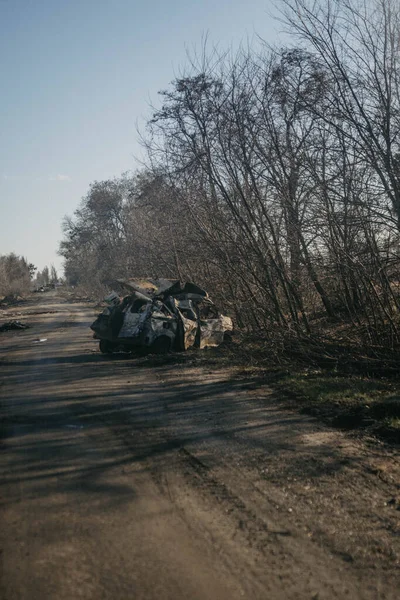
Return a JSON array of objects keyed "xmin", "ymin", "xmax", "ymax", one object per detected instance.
[{"xmin": 1, "ymin": 293, "xmax": 399, "ymax": 599}]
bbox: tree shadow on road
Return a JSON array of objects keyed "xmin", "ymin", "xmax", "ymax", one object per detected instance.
[{"xmin": 0, "ymin": 346, "xmax": 368, "ymax": 516}]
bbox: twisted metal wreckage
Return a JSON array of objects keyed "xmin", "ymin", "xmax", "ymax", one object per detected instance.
[{"xmin": 90, "ymin": 279, "xmax": 233, "ymax": 354}]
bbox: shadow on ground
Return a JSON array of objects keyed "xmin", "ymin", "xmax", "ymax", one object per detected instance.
[{"xmin": 0, "ymin": 346, "xmax": 367, "ymax": 513}]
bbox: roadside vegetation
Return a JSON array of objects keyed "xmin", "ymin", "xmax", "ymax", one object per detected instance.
[
  {"xmin": 163, "ymin": 335, "xmax": 400, "ymax": 444},
  {"xmin": 263, "ymin": 368, "xmax": 400, "ymax": 444},
  {"xmin": 0, "ymin": 253, "xmax": 59, "ymax": 303},
  {"xmin": 59, "ymin": 0, "xmax": 400, "ymax": 442},
  {"xmin": 0, "ymin": 254, "xmax": 35, "ymax": 301}
]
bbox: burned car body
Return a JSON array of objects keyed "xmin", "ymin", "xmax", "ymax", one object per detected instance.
[{"xmin": 90, "ymin": 279, "xmax": 233, "ymax": 354}]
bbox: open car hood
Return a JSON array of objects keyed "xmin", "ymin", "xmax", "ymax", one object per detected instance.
[{"xmin": 113, "ymin": 278, "xmax": 208, "ymax": 300}]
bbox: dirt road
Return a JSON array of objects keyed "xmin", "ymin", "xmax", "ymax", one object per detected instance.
[{"xmin": 0, "ymin": 293, "xmax": 399, "ymax": 599}]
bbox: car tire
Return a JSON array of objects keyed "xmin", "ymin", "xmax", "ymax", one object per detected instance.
[
  {"xmin": 99, "ymin": 339, "xmax": 114, "ymax": 354},
  {"xmin": 223, "ymin": 331, "xmax": 233, "ymax": 344},
  {"xmin": 150, "ymin": 335, "xmax": 172, "ymax": 355}
]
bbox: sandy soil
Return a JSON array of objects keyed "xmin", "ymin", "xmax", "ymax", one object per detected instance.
[{"xmin": 0, "ymin": 292, "xmax": 399, "ymax": 599}]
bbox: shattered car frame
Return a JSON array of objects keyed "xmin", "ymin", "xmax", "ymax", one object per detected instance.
[{"xmin": 90, "ymin": 279, "xmax": 233, "ymax": 354}]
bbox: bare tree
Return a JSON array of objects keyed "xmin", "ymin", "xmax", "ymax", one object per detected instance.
[{"xmin": 281, "ymin": 0, "xmax": 400, "ymax": 228}]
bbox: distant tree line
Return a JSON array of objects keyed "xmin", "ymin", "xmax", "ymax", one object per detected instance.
[
  {"xmin": 0, "ymin": 254, "xmax": 35, "ymax": 299},
  {"xmin": 34, "ymin": 265, "xmax": 59, "ymax": 289},
  {"xmin": 0, "ymin": 254, "xmax": 59, "ymax": 300},
  {"xmin": 60, "ymin": 0, "xmax": 400, "ymax": 346}
]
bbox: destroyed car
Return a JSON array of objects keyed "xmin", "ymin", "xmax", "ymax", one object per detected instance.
[{"xmin": 90, "ymin": 279, "xmax": 233, "ymax": 354}]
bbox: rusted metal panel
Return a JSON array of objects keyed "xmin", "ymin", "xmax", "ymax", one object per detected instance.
[
  {"xmin": 199, "ymin": 315, "xmax": 233, "ymax": 349},
  {"xmin": 118, "ymin": 309, "xmax": 144, "ymax": 338}
]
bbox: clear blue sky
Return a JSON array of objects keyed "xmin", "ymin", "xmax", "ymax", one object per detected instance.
[{"xmin": 0, "ymin": 0, "xmax": 282, "ymax": 274}]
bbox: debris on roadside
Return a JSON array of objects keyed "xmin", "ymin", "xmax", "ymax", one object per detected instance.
[
  {"xmin": 90, "ymin": 278, "xmax": 233, "ymax": 355},
  {"xmin": 0, "ymin": 320, "xmax": 31, "ymax": 333}
]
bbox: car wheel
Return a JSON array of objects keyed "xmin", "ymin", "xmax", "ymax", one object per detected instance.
[
  {"xmin": 222, "ymin": 331, "xmax": 234, "ymax": 345},
  {"xmin": 150, "ymin": 335, "xmax": 172, "ymax": 355},
  {"xmin": 99, "ymin": 339, "xmax": 114, "ymax": 354}
]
